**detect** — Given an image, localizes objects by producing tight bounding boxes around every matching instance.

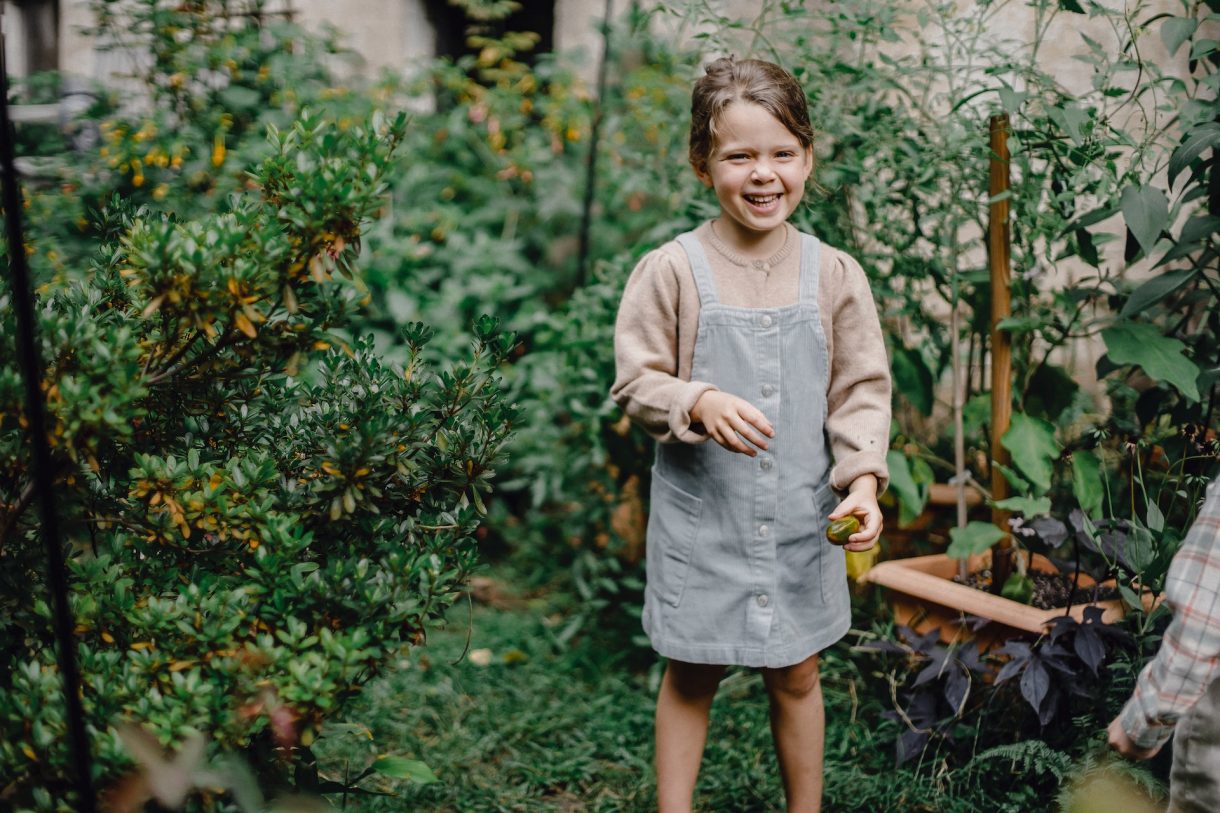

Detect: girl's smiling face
[694,101,813,250]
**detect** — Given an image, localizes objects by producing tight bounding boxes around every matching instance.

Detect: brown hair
[689,56,814,173]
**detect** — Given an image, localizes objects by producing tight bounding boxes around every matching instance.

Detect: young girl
[611,57,891,813]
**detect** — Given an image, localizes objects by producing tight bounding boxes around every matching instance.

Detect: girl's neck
[709,219,791,264]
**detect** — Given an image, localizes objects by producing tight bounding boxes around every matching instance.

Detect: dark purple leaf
[957,647,987,673]
[943,663,971,715]
[1029,516,1069,548]
[1047,615,1078,644]
[995,658,1025,684]
[897,729,930,765]
[1038,684,1062,727]
[858,639,910,655]
[1020,658,1051,712]
[964,614,995,632]
[994,640,1032,660]
[1074,625,1105,676]
[902,626,943,653]
[913,651,949,687]
[1081,606,1105,624]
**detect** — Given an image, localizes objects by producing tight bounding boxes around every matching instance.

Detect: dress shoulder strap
[798,232,822,306]
[674,231,719,306]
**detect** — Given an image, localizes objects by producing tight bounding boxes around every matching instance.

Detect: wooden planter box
[860,550,1133,649]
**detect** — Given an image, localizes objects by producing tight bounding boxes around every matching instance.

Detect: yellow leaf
[212,131,226,167]
[101,631,115,644]
[168,660,194,672]
[130,641,153,651]
[141,295,165,318]
[242,303,266,324]
[234,311,257,339]
[21,744,37,762]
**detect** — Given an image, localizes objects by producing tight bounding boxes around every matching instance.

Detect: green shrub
[0,5,519,803]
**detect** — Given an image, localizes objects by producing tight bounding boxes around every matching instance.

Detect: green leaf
[1071,450,1104,517]
[998,85,1027,113]
[1120,184,1169,257]
[996,316,1041,334]
[1001,414,1060,496]
[995,496,1052,516]
[370,756,439,784]
[994,461,1031,493]
[1168,122,1220,188]
[1161,16,1199,56]
[1024,363,1078,421]
[1058,0,1085,12]
[1120,268,1197,317]
[1145,498,1165,534]
[1001,572,1034,604]
[947,522,1007,559]
[1102,322,1201,401]
[886,450,928,527]
[891,344,934,415]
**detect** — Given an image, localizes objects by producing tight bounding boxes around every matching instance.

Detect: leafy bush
[0,6,517,808]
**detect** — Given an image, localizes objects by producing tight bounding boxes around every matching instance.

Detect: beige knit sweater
[611,220,892,493]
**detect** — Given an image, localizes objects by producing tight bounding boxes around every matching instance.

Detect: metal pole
[0,7,98,811]
[575,0,613,287]
[988,114,1014,595]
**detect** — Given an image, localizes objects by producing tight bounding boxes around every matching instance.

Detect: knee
[764,657,821,702]
[665,661,726,701]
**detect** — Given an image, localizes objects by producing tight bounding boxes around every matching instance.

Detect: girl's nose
[751,162,776,182]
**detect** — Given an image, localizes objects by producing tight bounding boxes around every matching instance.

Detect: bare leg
[762,653,824,813]
[655,659,726,813]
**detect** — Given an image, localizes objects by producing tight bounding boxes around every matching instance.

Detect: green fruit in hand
[826,515,860,545]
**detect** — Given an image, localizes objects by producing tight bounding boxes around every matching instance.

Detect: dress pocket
[813,483,846,603]
[646,469,703,608]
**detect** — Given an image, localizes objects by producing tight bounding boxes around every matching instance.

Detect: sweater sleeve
[610,246,718,444]
[823,249,892,493]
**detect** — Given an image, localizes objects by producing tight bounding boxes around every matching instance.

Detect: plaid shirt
[1119,477,1220,749]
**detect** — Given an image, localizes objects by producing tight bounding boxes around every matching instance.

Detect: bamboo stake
[989,114,1014,594]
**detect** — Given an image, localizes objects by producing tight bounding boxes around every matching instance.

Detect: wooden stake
[989,114,1014,593]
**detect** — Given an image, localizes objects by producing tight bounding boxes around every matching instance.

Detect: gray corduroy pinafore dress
[642,229,850,668]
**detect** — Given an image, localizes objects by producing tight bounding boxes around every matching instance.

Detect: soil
[954,568,1120,611]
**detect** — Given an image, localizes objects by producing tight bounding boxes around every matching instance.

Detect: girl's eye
[727,154,749,161]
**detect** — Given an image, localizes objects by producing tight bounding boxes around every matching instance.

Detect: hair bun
[704,56,737,76]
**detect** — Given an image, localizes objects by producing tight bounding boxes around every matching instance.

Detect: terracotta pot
[860,550,1137,649]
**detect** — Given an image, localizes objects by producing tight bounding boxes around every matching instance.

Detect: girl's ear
[692,160,714,187]
[801,144,814,181]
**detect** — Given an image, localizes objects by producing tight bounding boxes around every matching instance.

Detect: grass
[308,567,1166,812]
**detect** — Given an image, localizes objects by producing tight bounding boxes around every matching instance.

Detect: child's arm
[822,248,891,497]
[611,246,720,444]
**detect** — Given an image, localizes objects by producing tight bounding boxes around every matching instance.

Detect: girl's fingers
[729,415,769,451]
[714,422,754,456]
[737,404,775,438]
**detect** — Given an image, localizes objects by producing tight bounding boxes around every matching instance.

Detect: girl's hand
[829,475,882,552]
[691,391,775,456]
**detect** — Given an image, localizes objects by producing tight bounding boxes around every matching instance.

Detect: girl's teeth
[747,194,778,204]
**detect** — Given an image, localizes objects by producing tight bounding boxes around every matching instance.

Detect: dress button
[760,314,773,328]
[761,384,775,397]
[757,594,770,607]
[760,457,773,471]
[759,524,770,537]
